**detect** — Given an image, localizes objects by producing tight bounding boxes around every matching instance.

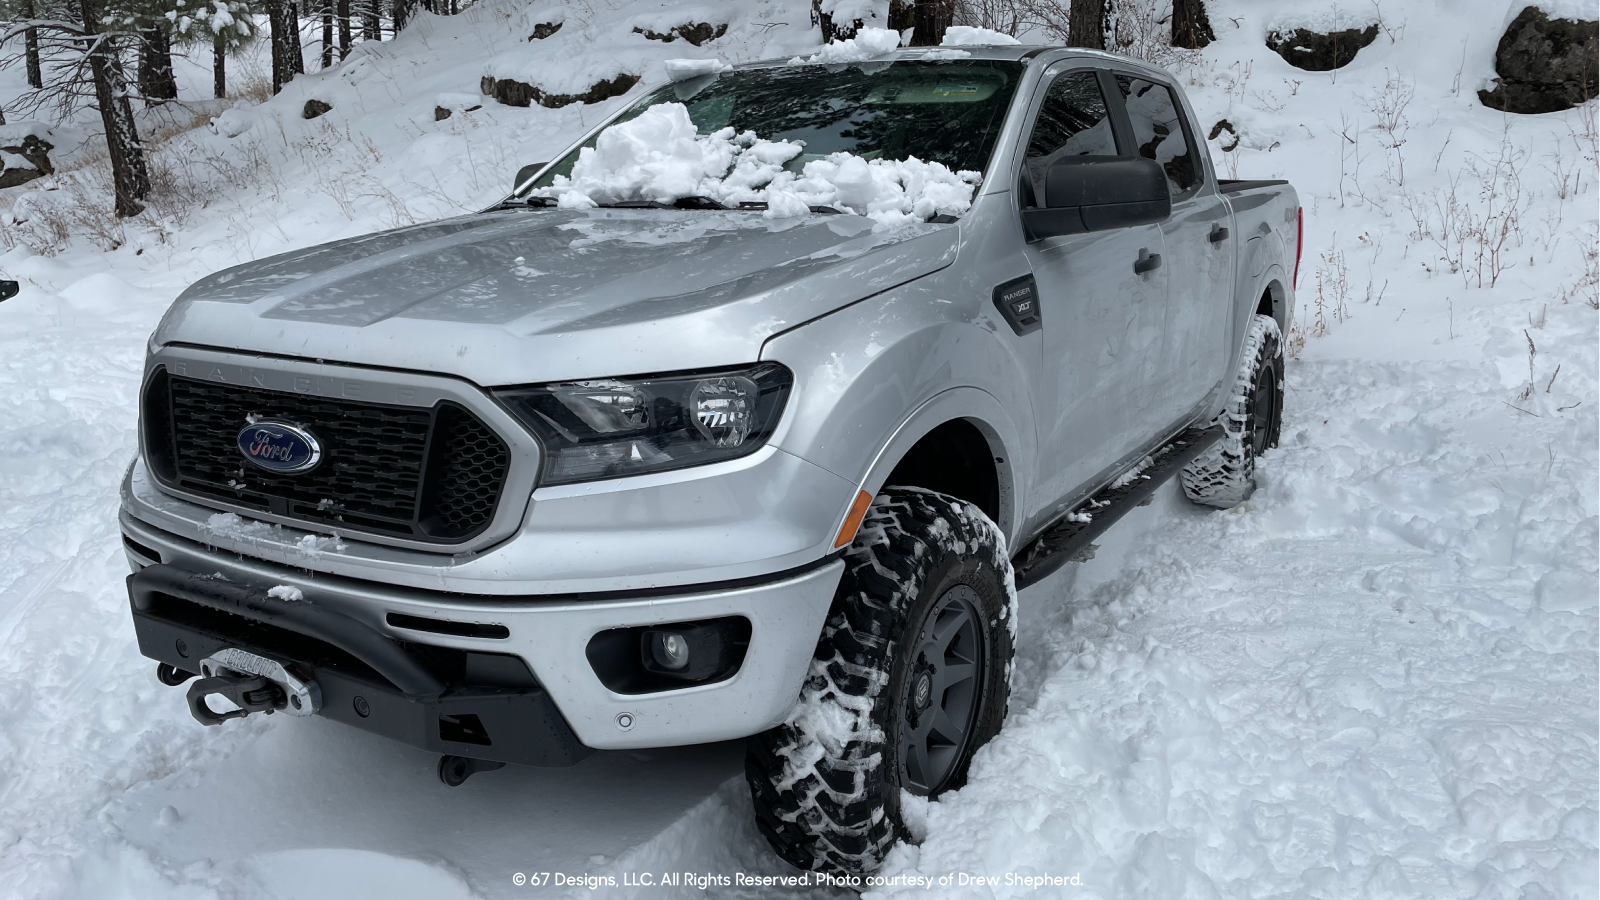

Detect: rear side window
[1021,70,1118,207]
[1113,74,1199,196]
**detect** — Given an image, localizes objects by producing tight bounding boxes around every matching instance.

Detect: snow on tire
[745,487,1016,877]
[1181,313,1284,509]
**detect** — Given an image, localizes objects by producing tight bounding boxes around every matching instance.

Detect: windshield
[528,60,1025,192]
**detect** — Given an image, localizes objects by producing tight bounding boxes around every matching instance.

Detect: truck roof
[732,45,1171,74]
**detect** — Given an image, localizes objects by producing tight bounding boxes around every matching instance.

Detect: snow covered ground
[0,0,1593,898]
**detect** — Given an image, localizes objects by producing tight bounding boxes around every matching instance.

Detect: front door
[1111,72,1233,427]
[1019,66,1169,519]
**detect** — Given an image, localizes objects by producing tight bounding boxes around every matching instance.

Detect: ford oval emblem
[236,421,323,474]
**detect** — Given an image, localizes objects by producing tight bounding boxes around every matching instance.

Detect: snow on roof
[941,25,1022,46]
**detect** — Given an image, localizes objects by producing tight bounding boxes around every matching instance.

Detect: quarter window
[1021,70,1119,207]
[1113,74,1199,196]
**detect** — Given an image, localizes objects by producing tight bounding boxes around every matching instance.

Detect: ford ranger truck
[121,45,1300,876]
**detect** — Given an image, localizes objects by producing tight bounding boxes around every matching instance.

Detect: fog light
[637,620,749,683]
[650,632,690,671]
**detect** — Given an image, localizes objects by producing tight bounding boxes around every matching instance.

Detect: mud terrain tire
[745,488,1016,877]
[1181,313,1283,508]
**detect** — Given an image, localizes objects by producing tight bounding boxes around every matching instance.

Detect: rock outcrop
[1479,7,1598,114]
[1266,24,1379,71]
[481,73,640,109]
[632,22,727,46]
[0,133,52,189]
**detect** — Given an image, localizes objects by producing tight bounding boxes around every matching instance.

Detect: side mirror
[1022,156,1171,241]
[512,162,549,194]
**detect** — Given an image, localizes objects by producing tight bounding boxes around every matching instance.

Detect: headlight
[495,363,793,485]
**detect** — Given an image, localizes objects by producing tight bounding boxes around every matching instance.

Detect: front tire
[1181,313,1284,509]
[745,488,1016,877]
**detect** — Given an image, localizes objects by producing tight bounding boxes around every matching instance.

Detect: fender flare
[842,386,1027,545]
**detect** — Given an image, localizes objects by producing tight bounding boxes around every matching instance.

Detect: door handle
[1133,249,1162,275]
[1209,224,1229,243]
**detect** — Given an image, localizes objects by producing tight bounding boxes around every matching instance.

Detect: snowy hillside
[0,0,1594,898]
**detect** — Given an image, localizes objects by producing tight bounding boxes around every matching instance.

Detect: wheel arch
[853,388,1022,544]
[1257,266,1291,337]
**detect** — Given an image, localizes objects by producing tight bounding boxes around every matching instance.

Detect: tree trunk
[392,0,411,34]
[138,27,178,103]
[21,0,41,89]
[1171,0,1214,49]
[269,0,304,93]
[321,0,334,68]
[213,32,226,98]
[887,0,914,32]
[908,0,953,45]
[79,0,149,216]
[362,0,378,41]
[337,0,351,57]
[1067,0,1110,49]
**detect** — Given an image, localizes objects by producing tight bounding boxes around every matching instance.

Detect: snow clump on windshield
[536,102,980,230]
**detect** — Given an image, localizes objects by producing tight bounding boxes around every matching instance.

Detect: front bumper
[122,518,841,753]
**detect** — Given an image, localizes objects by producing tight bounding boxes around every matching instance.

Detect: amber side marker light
[834,490,874,548]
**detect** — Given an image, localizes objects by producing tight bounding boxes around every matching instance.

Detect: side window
[1021,70,1119,208]
[1112,74,1199,196]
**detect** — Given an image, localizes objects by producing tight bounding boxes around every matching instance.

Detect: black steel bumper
[127,563,593,767]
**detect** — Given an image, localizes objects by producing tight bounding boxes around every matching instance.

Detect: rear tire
[1181,313,1283,509]
[745,488,1016,877]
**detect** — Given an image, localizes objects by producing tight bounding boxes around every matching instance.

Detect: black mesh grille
[145,369,510,543]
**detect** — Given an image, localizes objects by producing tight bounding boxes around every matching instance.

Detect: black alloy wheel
[1249,354,1281,456]
[899,584,987,795]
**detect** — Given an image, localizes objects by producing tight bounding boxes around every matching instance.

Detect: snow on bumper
[121,512,842,751]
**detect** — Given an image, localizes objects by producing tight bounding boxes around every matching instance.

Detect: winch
[183,647,322,725]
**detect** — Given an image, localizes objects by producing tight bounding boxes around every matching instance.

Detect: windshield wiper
[596,196,729,210]
[497,196,557,210]
[737,201,846,214]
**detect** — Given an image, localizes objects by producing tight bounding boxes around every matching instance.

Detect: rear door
[1019,66,1168,517]
[1109,72,1234,428]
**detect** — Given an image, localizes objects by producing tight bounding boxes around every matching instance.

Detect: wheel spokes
[899,584,988,797]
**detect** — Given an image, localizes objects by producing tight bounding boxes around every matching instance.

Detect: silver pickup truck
[121,44,1299,876]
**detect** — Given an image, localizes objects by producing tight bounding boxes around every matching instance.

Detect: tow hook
[187,672,285,724]
[438,754,505,787]
[184,647,322,726]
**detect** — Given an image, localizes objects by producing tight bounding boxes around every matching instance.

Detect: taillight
[1293,207,1304,288]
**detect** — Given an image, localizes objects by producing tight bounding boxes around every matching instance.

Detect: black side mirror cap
[1023,156,1172,241]
[0,280,17,302]
[512,162,549,193]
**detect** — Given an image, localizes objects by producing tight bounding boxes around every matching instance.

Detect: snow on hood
[536,102,981,231]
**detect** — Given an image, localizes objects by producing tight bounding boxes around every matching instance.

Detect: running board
[1012,426,1222,591]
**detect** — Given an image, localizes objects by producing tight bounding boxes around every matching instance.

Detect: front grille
[142,369,510,543]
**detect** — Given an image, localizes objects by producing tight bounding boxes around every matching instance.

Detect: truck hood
[152,208,958,386]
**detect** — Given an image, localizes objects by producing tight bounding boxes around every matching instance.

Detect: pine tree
[19,0,39,86]
[79,0,149,215]
[178,0,254,97]
[266,0,301,92]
